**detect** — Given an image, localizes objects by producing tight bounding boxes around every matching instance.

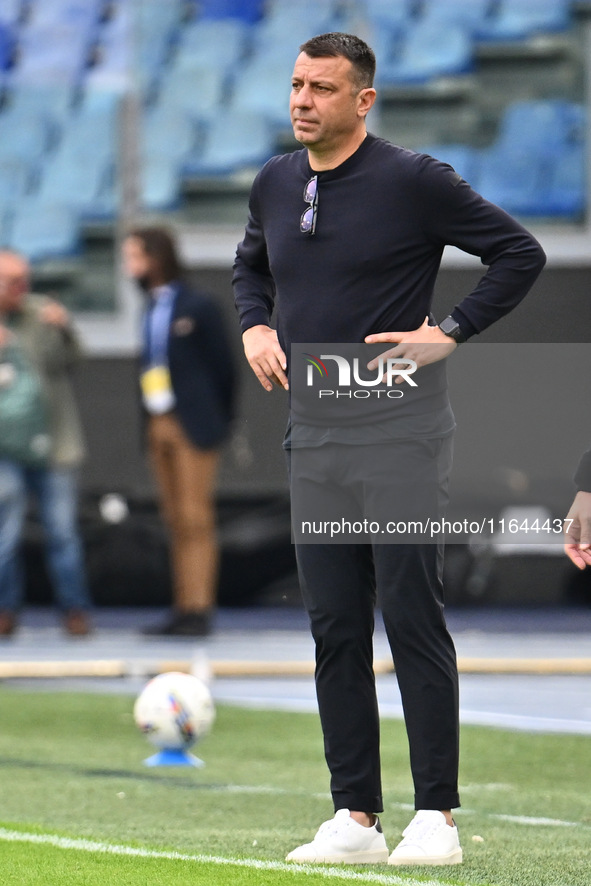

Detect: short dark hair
[299,32,376,90]
[126,225,182,282]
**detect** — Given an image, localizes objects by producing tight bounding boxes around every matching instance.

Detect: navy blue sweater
[233,134,546,354]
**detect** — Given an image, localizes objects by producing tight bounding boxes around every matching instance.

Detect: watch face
[440,318,464,342]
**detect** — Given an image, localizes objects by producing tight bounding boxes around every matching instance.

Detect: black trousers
[291,435,460,813]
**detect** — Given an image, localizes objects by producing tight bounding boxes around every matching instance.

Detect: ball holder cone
[143,748,205,767]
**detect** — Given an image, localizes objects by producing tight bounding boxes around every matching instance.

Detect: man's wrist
[438,315,466,344]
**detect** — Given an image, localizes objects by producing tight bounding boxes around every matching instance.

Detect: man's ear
[358,88,377,118]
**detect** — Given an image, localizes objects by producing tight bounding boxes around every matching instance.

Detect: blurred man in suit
[122,227,236,636]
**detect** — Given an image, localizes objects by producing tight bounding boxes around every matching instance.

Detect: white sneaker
[286,808,389,864]
[388,810,462,866]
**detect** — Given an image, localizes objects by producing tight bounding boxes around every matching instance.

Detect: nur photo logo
[303,351,417,399]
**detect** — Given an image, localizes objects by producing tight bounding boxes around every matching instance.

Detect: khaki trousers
[147,413,219,612]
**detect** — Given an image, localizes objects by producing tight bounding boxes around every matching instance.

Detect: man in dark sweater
[233,33,546,866]
[564,450,591,569]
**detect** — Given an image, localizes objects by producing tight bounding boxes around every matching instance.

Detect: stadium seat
[378,21,473,85]
[476,0,571,42]
[56,103,118,168]
[183,110,274,177]
[155,64,226,125]
[142,106,198,163]
[7,200,81,261]
[28,0,105,30]
[477,147,547,216]
[140,156,182,211]
[11,23,93,86]
[86,6,130,91]
[0,108,53,162]
[0,157,32,202]
[228,55,292,128]
[422,0,493,34]
[0,0,23,25]
[35,149,110,217]
[135,0,183,95]
[0,21,15,70]
[496,100,584,160]
[365,0,415,30]
[544,144,585,217]
[6,84,74,124]
[197,0,264,24]
[252,4,336,60]
[175,18,251,72]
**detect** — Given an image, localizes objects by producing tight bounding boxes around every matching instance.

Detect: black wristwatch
[438,315,466,344]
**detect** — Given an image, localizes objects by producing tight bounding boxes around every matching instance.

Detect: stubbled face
[0,252,30,314]
[122,236,154,285]
[290,52,370,153]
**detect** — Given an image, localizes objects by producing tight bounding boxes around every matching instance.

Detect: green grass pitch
[0,687,589,886]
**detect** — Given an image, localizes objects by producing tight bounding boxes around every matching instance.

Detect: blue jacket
[144,282,236,450]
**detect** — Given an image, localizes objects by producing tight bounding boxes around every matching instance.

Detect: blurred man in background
[122,227,236,637]
[564,448,591,569]
[0,250,92,636]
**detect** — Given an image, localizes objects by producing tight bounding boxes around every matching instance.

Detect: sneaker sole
[388,847,463,866]
[287,849,390,865]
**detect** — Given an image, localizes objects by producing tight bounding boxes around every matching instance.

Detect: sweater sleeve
[232,170,277,333]
[416,156,547,339]
[574,449,591,492]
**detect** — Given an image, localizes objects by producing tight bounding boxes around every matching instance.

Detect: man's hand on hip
[242,325,288,392]
[564,491,591,570]
[365,317,457,382]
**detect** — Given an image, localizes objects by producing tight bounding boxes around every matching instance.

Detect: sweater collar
[303,132,377,181]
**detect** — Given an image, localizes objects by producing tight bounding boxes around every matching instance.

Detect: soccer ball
[133,671,215,751]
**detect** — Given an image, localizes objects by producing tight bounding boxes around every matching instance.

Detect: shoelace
[316,810,352,839]
[401,813,443,843]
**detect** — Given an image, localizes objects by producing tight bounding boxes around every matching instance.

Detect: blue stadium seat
[7,200,81,261]
[422,0,493,34]
[0,107,53,162]
[0,21,15,70]
[197,0,264,24]
[252,4,336,60]
[141,156,182,211]
[0,157,32,202]
[156,64,226,125]
[496,100,584,160]
[365,0,415,30]
[142,106,197,162]
[6,84,74,124]
[378,21,473,85]
[0,0,23,25]
[183,110,274,176]
[86,6,130,91]
[477,0,571,41]
[34,149,110,217]
[477,147,547,216]
[228,55,292,128]
[28,0,105,29]
[135,1,183,95]
[175,18,250,72]
[544,144,585,217]
[11,23,93,86]
[60,91,120,163]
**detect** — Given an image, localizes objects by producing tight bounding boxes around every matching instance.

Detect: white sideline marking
[0,827,452,886]
[491,814,581,828]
